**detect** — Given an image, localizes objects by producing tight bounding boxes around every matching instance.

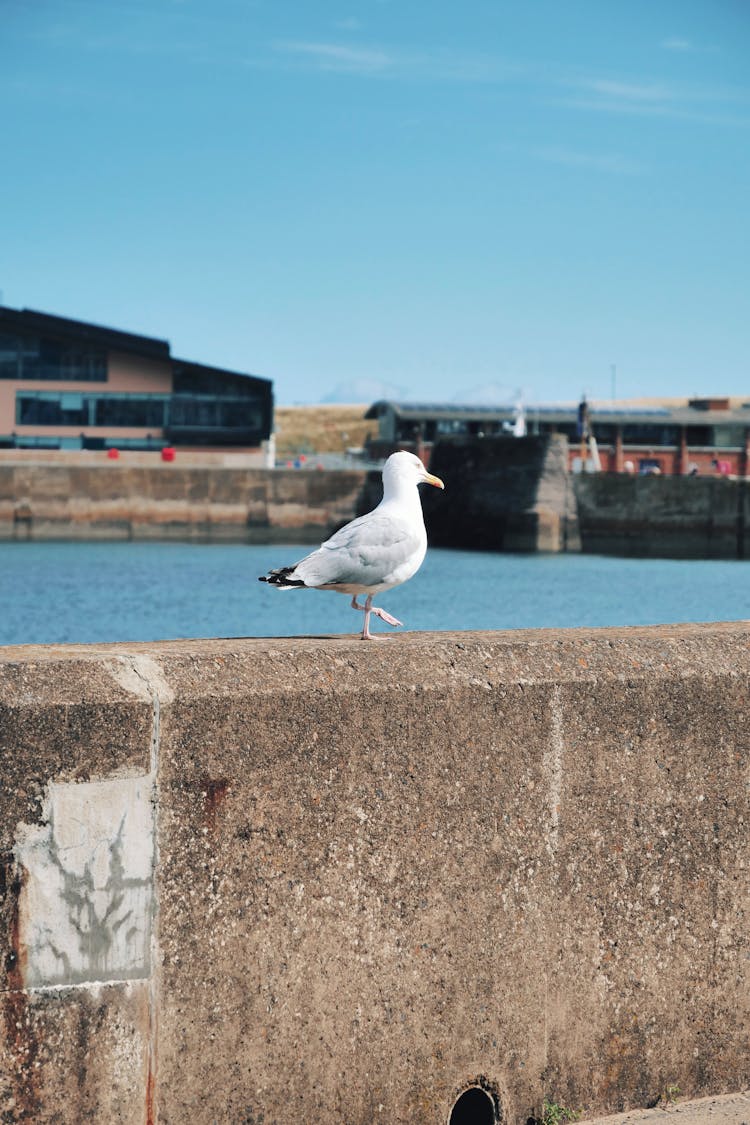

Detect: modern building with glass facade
[0,306,273,452]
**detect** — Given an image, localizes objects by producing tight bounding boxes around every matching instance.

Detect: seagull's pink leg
[350,595,402,639]
[350,594,374,639]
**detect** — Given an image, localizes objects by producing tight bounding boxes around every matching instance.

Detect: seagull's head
[383,450,445,494]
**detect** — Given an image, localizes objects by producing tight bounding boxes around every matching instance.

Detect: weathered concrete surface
[0,463,367,543]
[419,434,580,551]
[1,626,749,1123]
[0,982,151,1124]
[0,653,157,1122]
[575,474,750,559]
[581,1089,750,1124]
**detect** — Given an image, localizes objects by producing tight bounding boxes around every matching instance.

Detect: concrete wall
[0,463,367,543]
[574,473,750,558]
[420,434,579,552]
[1,626,748,1123]
[6,451,750,561]
[413,440,750,560]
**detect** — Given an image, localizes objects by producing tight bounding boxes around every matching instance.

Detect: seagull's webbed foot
[371,606,403,627]
[351,595,403,639]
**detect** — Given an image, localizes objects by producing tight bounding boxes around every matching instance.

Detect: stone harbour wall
[574,473,750,558]
[0,463,367,543]
[420,434,579,553]
[1,625,749,1123]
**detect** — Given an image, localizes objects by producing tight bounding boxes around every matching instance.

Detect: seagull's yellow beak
[423,471,445,490]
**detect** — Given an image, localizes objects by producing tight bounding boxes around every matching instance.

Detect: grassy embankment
[274,404,372,456]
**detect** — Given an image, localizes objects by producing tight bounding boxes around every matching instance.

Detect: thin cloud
[662,37,693,52]
[558,95,749,126]
[556,74,750,127]
[534,146,644,176]
[661,37,719,54]
[580,78,675,103]
[269,39,748,127]
[275,40,393,75]
[273,40,524,83]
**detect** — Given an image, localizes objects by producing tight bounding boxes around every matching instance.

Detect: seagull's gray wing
[292,511,422,589]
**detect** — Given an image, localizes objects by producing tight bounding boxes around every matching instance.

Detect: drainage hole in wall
[449,1085,497,1125]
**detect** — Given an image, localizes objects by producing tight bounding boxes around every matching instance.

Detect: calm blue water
[0,541,748,646]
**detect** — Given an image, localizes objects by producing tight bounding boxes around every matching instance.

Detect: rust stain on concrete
[200,776,231,829]
[145,1053,156,1125]
[1,856,41,1121]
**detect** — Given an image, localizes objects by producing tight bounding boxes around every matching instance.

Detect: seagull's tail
[258,566,306,590]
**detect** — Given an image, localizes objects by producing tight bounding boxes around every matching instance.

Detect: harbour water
[1,541,748,646]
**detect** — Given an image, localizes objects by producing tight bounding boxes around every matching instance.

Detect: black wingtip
[259,566,307,589]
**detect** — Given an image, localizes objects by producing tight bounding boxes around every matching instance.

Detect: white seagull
[259,450,445,639]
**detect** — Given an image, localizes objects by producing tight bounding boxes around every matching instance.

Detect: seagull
[259,450,445,639]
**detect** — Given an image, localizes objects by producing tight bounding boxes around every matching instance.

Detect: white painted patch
[107,655,175,704]
[14,776,154,988]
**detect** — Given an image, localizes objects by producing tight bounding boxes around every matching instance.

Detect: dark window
[168,394,261,431]
[164,392,268,445]
[17,392,167,428]
[622,424,679,445]
[93,395,166,428]
[685,425,712,445]
[169,396,220,427]
[0,333,20,378]
[590,423,616,442]
[0,333,106,381]
[435,419,468,435]
[16,393,88,426]
[173,367,260,398]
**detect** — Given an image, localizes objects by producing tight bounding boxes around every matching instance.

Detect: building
[0,306,273,453]
[365,398,750,476]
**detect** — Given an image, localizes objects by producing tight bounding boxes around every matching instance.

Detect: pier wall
[421,434,579,553]
[1,626,748,1123]
[0,463,367,543]
[3,453,750,560]
[574,473,750,558]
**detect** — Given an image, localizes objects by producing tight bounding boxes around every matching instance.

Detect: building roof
[0,305,171,360]
[172,356,268,387]
[365,399,750,426]
[0,305,271,387]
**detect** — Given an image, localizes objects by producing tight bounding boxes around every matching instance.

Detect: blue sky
[2,0,749,405]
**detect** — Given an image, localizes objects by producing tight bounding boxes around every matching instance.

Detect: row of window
[396,419,745,447]
[543,422,743,446]
[15,392,263,431]
[0,333,107,382]
[0,434,166,451]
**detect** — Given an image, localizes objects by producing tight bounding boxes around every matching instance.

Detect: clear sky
[2,1,749,406]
